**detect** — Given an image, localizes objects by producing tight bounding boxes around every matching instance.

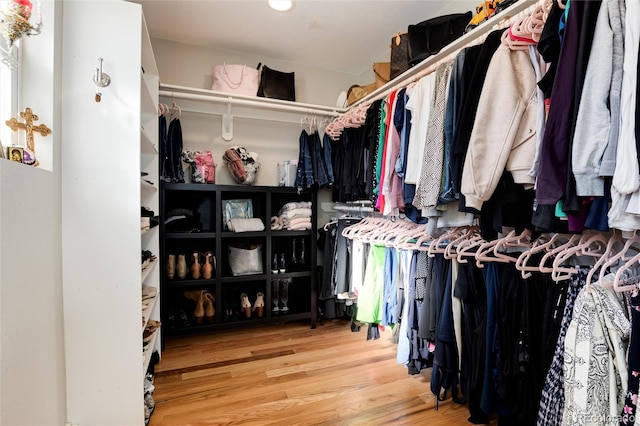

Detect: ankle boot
[166,254,176,279]
[202,251,214,280]
[183,290,202,303]
[240,293,251,319]
[253,292,265,318]
[191,252,201,279]
[271,278,280,315]
[176,254,187,279]
[193,291,204,324]
[280,278,290,314]
[203,290,215,323]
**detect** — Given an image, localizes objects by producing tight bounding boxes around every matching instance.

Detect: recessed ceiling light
[268,0,295,12]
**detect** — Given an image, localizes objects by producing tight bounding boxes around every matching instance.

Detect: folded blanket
[280,208,312,219]
[282,216,311,226]
[227,218,265,232]
[279,201,312,215]
[286,222,312,231]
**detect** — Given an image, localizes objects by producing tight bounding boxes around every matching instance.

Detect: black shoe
[272,253,279,274]
[178,309,191,327]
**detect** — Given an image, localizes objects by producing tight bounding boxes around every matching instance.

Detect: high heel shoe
[191,252,201,279]
[203,290,215,323]
[240,293,251,319]
[166,254,176,279]
[176,254,187,279]
[253,292,265,318]
[202,251,215,280]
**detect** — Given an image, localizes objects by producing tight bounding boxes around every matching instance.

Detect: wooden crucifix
[5,107,51,153]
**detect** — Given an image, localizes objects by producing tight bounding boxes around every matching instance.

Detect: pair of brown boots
[167,252,216,280]
[184,290,215,324]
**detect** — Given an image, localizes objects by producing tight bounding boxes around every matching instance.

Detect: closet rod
[164,106,328,126]
[351,0,539,107]
[159,84,344,117]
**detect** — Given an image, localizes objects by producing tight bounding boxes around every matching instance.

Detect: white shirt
[404,73,436,185]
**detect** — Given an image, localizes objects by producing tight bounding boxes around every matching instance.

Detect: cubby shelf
[160,183,318,338]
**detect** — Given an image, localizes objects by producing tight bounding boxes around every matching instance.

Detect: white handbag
[211,63,259,96]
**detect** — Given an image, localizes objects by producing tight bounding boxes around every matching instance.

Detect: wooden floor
[149,319,484,425]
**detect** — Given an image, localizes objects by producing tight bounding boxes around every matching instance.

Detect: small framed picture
[8,147,23,163]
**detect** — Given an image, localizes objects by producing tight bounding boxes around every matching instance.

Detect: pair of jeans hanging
[295,130,313,188]
[295,129,330,189]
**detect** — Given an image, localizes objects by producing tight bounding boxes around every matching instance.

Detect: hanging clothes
[562,282,630,426]
[537,270,587,426]
[167,115,184,183]
[159,111,170,182]
[620,288,640,425]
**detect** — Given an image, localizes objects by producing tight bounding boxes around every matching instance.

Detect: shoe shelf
[164,232,216,239]
[141,226,159,237]
[141,179,157,192]
[141,259,158,283]
[159,183,318,338]
[142,290,158,331]
[142,327,160,374]
[163,278,216,288]
[141,127,158,155]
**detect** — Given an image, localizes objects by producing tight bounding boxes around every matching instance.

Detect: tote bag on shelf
[211,63,260,96]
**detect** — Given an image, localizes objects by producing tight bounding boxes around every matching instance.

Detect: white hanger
[515,233,562,279]
[475,230,517,268]
[585,233,624,292]
[612,250,640,292]
[597,232,640,285]
[491,229,532,263]
[550,231,609,282]
[444,226,479,260]
[537,234,581,274]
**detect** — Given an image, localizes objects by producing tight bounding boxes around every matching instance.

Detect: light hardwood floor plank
[149,319,492,425]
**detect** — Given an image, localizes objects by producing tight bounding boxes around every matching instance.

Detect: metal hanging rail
[159,83,345,117]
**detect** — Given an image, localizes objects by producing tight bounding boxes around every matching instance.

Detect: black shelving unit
[160,183,318,337]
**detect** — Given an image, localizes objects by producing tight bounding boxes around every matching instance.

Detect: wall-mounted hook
[93,57,111,87]
[93,57,110,102]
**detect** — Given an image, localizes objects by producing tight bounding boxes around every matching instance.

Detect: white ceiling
[132,0,479,75]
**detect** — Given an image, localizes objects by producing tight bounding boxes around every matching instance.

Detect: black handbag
[257,64,295,102]
[390,32,410,80]
[408,11,473,66]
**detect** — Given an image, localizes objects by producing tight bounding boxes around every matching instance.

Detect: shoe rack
[160,183,318,336]
[60,2,160,424]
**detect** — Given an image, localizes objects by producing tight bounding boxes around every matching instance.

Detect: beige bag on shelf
[228,243,263,276]
[373,62,391,88]
[346,82,376,106]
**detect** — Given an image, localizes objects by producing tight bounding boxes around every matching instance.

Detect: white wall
[0,1,66,424]
[152,38,349,226]
[153,38,357,106]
